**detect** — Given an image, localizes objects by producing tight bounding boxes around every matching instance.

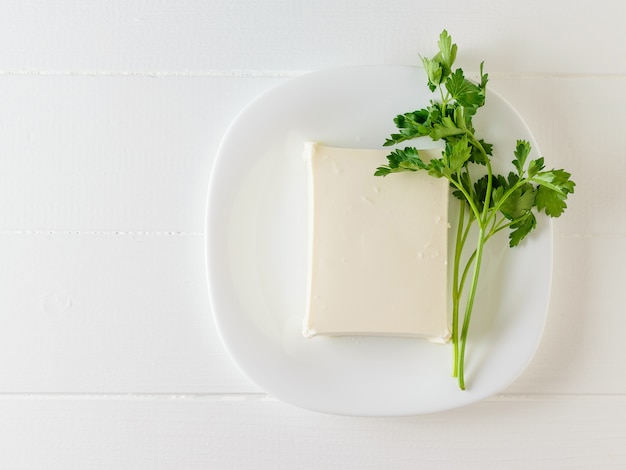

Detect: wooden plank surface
[0,0,623,75]
[0,0,623,468]
[0,394,624,469]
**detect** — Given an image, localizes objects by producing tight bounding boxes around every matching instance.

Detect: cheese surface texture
[303,143,450,342]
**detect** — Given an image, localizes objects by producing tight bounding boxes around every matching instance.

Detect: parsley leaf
[445,69,484,108]
[384,109,431,146]
[430,116,465,141]
[509,212,537,247]
[375,147,429,176]
[435,29,457,78]
[533,170,575,217]
[499,185,536,220]
[512,140,531,176]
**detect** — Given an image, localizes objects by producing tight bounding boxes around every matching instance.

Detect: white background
[0,1,623,468]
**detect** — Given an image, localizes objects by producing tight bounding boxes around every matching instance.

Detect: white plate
[206,65,552,416]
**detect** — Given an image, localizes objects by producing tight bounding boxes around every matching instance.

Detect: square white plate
[206,65,552,416]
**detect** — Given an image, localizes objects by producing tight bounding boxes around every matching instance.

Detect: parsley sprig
[375,30,575,390]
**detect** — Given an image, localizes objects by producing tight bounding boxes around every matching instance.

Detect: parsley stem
[457,226,487,390]
[450,179,482,221]
[485,179,527,227]
[471,137,494,224]
[451,200,468,377]
[439,90,447,109]
[489,217,510,237]
[451,210,461,376]
[452,199,477,377]
[459,247,477,301]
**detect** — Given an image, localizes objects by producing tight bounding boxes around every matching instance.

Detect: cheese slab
[303,142,450,342]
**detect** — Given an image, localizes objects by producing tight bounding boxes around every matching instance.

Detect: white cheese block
[303,142,450,343]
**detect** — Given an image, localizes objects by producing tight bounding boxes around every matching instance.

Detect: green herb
[375,30,575,390]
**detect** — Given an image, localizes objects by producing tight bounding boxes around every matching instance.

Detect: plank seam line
[0,230,204,236]
[0,70,623,80]
[0,392,623,402]
[0,70,306,78]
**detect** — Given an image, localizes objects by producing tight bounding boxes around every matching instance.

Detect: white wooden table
[0,1,624,468]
